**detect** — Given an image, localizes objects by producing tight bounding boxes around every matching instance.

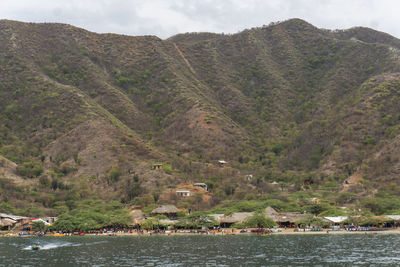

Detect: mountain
[1,18,400,216]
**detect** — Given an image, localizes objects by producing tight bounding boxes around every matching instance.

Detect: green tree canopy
[244,213,277,228]
[52,200,131,231]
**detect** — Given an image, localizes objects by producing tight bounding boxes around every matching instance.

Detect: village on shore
[2,204,400,237]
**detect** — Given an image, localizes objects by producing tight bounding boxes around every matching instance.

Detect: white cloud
[0,0,399,39]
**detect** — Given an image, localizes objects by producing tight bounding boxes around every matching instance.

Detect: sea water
[1,234,400,266]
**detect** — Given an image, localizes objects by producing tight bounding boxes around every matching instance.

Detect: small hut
[152,205,179,219]
[176,190,191,197]
[264,207,308,228]
[218,160,227,167]
[152,163,163,170]
[193,183,208,191]
[323,216,348,226]
[0,218,16,230]
[130,210,146,226]
[0,213,29,230]
[219,212,254,228]
[275,212,308,228]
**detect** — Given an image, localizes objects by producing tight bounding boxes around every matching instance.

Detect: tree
[52,200,132,231]
[141,218,159,230]
[295,215,328,228]
[244,213,277,228]
[0,202,15,214]
[176,213,218,229]
[32,221,47,232]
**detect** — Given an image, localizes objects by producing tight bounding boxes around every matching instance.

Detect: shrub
[108,165,121,182]
[32,221,47,232]
[16,161,43,178]
[363,137,376,145]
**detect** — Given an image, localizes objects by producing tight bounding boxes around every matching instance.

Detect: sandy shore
[3,228,400,237]
[274,228,400,235]
[92,228,400,236]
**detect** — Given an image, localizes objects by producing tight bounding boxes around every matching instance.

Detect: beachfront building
[323,216,348,226]
[0,213,30,231]
[130,210,146,226]
[152,205,179,219]
[219,212,254,228]
[265,207,308,228]
[0,218,15,231]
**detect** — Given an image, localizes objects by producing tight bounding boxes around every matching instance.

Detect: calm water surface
[1,234,400,266]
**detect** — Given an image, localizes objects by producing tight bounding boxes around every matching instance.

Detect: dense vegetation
[1,19,400,218]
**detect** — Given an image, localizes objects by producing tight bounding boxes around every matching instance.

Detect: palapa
[0,218,16,227]
[152,205,179,214]
[130,210,146,225]
[264,207,308,223]
[220,212,254,223]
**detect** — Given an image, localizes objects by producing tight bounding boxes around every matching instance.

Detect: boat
[52,233,67,237]
[31,241,41,250]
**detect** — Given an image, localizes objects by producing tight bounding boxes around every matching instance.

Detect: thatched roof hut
[130,210,146,225]
[152,205,179,219]
[220,212,254,227]
[264,207,308,227]
[265,206,279,217]
[0,218,16,228]
[152,205,179,214]
[0,213,29,221]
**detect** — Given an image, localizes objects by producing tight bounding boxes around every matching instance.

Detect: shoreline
[3,228,400,237]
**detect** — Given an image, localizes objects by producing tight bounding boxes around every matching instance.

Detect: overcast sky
[0,0,399,39]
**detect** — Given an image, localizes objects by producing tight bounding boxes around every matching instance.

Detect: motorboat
[31,241,41,250]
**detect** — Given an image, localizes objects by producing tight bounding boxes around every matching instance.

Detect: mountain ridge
[1,18,400,216]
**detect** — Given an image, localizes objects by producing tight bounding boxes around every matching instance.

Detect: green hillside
[1,18,400,217]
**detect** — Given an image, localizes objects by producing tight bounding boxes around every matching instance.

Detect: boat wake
[23,242,81,250]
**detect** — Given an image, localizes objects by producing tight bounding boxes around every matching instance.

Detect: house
[152,163,163,170]
[208,214,224,222]
[385,215,400,221]
[0,213,30,230]
[152,205,180,219]
[41,217,57,224]
[130,210,146,226]
[245,174,253,181]
[323,216,348,225]
[219,212,254,228]
[0,218,16,231]
[264,207,308,228]
[310,197,320,204]
[193,183,208,191]
[218,160,227,167]
[30,218,51,226]
[176,190,191,197]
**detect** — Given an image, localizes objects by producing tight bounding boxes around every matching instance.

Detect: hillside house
[245,174,253,181]
[218,160,227,167]
[152,163,163,170]
[176,190,191,197]
[193,183,208,191]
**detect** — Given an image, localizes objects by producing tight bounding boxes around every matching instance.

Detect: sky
[0,0,399,39]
